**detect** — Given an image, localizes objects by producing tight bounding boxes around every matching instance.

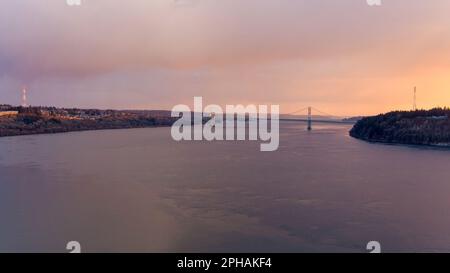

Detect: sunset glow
[1,0,450,115]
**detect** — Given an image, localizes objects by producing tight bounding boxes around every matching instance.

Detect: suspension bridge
[281,106,356,130]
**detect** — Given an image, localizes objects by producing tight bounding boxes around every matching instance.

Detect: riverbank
[0,105,177,137]
[350,108,450,147]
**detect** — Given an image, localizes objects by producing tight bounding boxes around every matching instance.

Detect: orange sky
[1,0,450,116]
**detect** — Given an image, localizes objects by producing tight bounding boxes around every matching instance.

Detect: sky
[1,0,450,116]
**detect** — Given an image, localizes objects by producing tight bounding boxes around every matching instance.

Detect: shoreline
[0,105,177,138]
[350,134,450,150]
[0,124,174,139]
[349,108,450,150]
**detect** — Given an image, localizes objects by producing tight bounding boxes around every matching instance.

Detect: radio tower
[21,86,28,107]
[413,86,417,111]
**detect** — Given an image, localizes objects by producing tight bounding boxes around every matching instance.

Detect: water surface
[1,122,450,252]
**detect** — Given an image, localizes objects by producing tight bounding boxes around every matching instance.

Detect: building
[0,111,19,117]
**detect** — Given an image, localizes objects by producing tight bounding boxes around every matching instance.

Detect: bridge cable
[285,107,309,116]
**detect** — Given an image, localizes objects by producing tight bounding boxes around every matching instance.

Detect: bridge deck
[279,118,356,124]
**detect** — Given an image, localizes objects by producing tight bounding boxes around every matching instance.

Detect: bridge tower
[307,106,312,131]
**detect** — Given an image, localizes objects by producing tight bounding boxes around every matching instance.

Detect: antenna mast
[413,86,417,111]
[22,86,28,107]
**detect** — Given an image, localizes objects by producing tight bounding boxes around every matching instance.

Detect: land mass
[350,108,450,147]
[0,105,178,137]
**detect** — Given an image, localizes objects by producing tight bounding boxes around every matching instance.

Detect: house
[0,111,19,117]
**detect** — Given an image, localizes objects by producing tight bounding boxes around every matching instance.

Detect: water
[1,122,450,253]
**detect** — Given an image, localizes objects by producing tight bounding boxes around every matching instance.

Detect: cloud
[1,0,450,114]
[1,0,447,79]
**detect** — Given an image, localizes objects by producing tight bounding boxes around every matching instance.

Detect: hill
[350,108,450,147]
